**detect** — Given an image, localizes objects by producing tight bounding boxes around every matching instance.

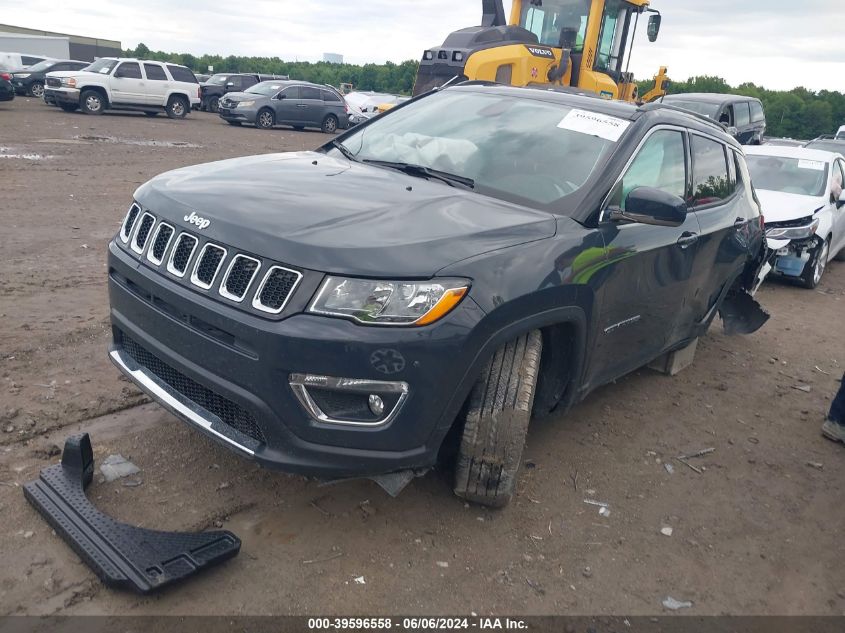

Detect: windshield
[246,82,286,96]
[663,99,720,118]
[26,60,55,72]
[746,155,829,197]
[84,59,119,74]
[520,0,591,50]
[336,90,623,208]
[207,74,230,85]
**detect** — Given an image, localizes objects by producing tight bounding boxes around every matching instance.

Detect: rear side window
[167,65,198,83]
[322,90,342,102]
[735,102,751,127]
[612,129,687,209]
[115,62,142,79]
[750,101,765,122]
[21,55,43,66]
[690,135,730,206]
[144,64,167,81]
[300,86,321,100]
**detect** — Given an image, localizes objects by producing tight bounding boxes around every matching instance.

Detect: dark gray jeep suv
[108,84,768,507]
[218,80,349,133]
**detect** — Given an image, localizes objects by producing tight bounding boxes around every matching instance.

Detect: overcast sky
[3,0,840,91]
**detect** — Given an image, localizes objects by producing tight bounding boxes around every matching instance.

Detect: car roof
[744,144,842,162]
[100,58,188,68]
[446,83,739,147]
[663,93,760,104]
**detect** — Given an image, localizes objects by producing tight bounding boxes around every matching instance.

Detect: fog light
[368,394,385,416]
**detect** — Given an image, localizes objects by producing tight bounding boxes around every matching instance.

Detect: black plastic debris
[23,433,241,593]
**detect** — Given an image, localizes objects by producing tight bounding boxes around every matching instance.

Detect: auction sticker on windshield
[797,159,825,171]
[558,109,631,142]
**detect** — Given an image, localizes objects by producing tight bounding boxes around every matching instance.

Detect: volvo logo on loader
[526,46,554,59]
[184,212,211,230]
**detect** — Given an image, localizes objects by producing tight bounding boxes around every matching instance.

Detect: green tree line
[638,75,843,140]
[126,43,419,95]
[127,44,842,139]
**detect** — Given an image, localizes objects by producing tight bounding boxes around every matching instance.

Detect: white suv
[43,58,201,119]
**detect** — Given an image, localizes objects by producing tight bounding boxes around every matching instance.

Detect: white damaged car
[745,145,845,288]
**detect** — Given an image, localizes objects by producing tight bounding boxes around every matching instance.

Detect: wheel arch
[79,85,109,105]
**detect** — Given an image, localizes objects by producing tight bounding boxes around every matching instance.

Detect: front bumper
[44,87,80,105]
[108,241,485,478]
[218,106,254,122]
[768,236,817,278]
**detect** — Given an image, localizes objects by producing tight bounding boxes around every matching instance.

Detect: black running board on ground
[23,433,241,594]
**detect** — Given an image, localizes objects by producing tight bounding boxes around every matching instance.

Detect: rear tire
[80,89,105,115]
[256,108,275,130]
[453,330,542,508]
[321,114,339,134]
[28,82,44,98]
[801,237,830,289]
[166,95,189,119]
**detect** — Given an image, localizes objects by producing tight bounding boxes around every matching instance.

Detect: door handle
[734,217,746,229]
[677,232,699,249]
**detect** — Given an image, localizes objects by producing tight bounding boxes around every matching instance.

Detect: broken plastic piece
[23,433,240,593]
[719,290,770,335]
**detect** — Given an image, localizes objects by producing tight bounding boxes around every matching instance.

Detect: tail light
[197,87,201,99]
[0,72,10,81]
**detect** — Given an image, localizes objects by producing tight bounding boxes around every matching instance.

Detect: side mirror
[647,14,662,42]
[274,93,286,100]
[226,82,234,88]
[609,186,687,227]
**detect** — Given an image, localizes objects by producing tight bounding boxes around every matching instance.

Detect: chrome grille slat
[252,266,303,314]
[130,212,156,254]
[166,232,199,278]
[219,255,261,303]
[146,222,175,266]
[190,243,227,290]
[120,203,141,243]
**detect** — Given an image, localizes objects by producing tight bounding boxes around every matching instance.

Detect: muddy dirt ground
[1,96,844,616]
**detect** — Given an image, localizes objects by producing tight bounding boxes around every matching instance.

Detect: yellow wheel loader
[413,0,669,103]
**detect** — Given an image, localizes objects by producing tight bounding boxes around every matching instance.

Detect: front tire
[453,330,542,508]
[208,96,219,113]
[256,108,275,130]
[801,237,830,289]
[321,114,339,134]
[28,82,44,98]
[166,95,189,119]
[80,89,105,115]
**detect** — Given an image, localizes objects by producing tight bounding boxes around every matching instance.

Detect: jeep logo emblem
[184,211,211,230]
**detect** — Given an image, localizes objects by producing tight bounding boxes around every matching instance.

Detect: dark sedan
[9,59,88,98]
[0,72,14,102]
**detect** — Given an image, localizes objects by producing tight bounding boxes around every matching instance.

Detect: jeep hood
[134,152,556,277]
[755,189,825,223]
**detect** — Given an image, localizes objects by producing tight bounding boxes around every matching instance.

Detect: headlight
[14,73,31,78]
[765,217,819,240]
[236,100,255,108]
[309,277,470,326]
[61,77,77,87]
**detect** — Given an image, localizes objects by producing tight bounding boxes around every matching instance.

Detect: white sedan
[745,145,845,288]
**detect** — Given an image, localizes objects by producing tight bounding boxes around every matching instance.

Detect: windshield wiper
[363,160,475,189]
[330,140,358,162]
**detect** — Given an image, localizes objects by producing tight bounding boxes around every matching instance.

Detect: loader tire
[453,330,542,508]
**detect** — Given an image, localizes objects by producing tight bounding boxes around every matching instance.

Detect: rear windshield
[335,90,625,209]
[746,155,829,197]
[663,99,720,118]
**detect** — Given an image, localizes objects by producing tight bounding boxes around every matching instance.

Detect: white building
[323,53,343,64]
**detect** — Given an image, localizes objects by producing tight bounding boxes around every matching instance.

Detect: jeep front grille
[191,244,227,289]
[253,266,303,314]
[120,203,141,243]
[220,255,261,302]
[119,206,302,316]
[147,223,174,265]
[131,213,156,254]
[167,233,198,277]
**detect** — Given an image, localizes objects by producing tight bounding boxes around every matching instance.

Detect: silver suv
[218,80,349,133]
